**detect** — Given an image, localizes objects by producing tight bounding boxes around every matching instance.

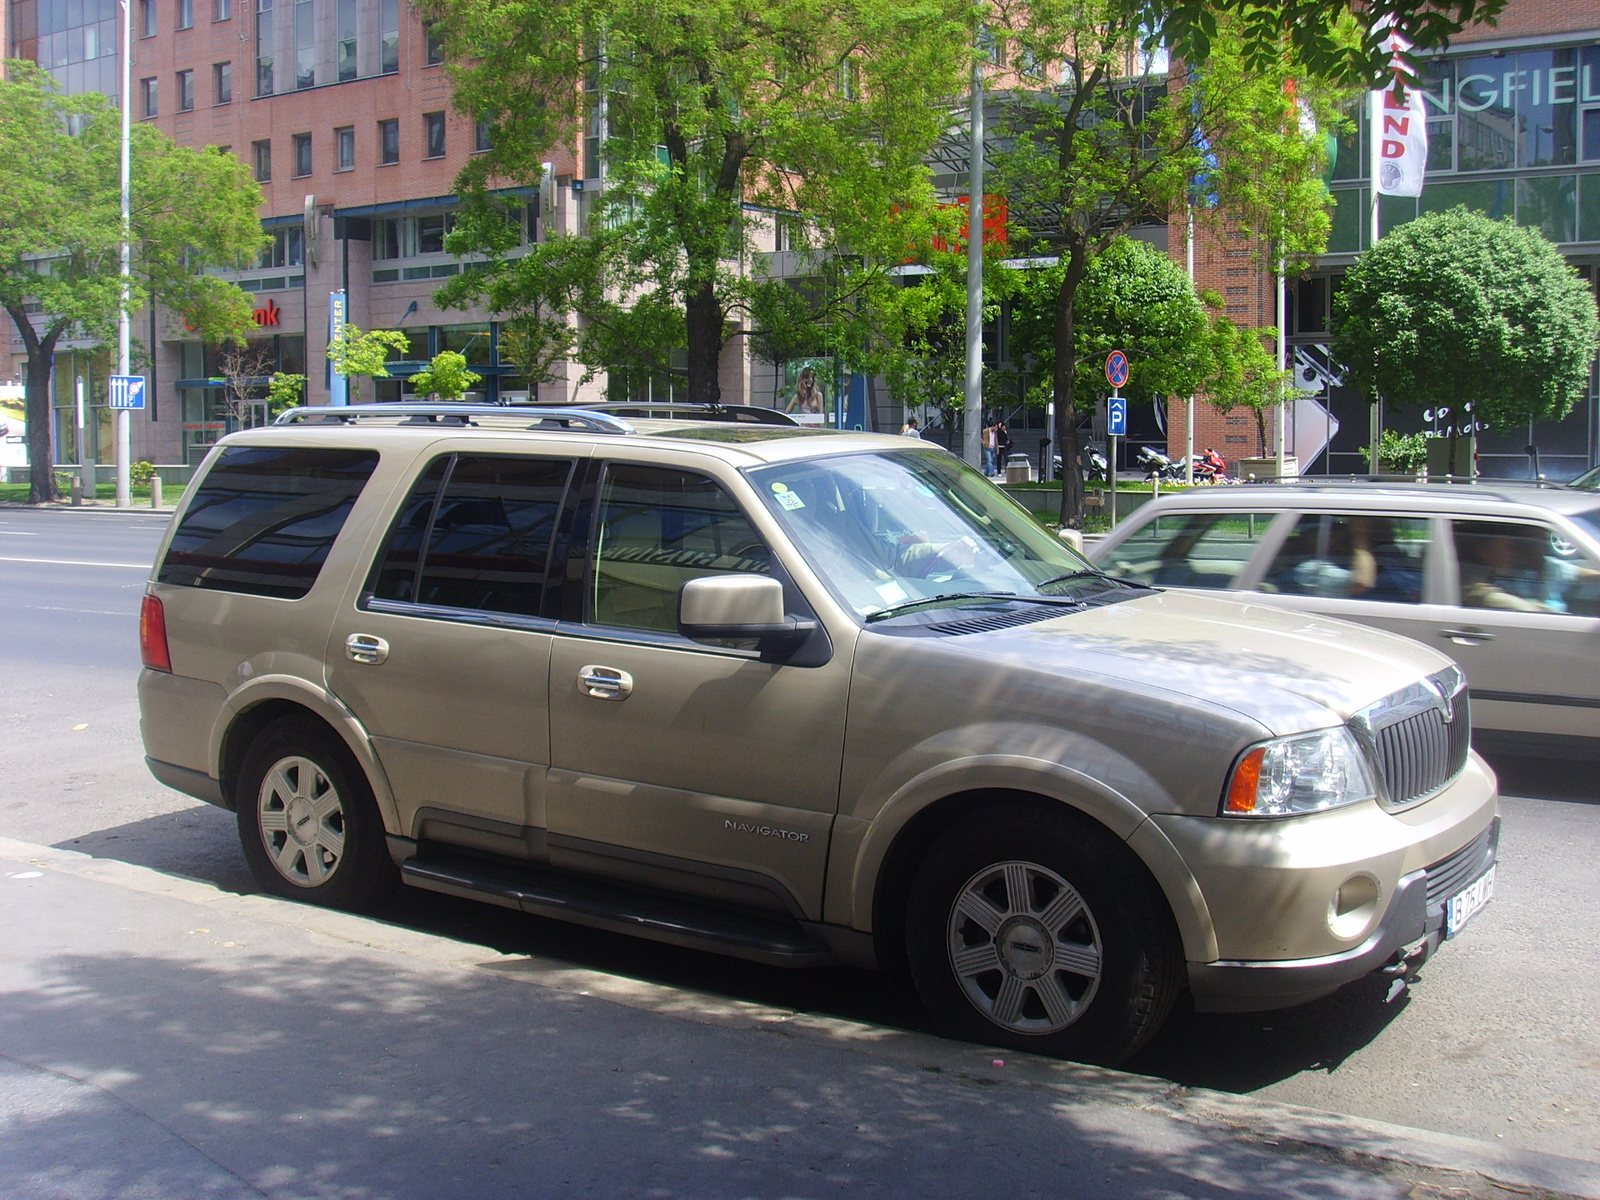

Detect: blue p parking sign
[108,375,146,410]
[1108,395,1128,438]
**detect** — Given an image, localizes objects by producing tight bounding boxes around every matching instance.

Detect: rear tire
[906,804,1182,1066]
[236,716,397,910]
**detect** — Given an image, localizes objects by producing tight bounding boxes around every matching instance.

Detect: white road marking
[0,556,150,569]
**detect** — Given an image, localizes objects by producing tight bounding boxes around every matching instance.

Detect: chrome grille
[1360,669,1471,808]
[1425,818,1498,909]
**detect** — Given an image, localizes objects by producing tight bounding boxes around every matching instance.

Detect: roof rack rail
[273,403,635,435]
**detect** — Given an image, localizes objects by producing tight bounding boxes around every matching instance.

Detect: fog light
[1328,874,1381,941]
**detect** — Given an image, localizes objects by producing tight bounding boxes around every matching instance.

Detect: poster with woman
[781,359,832,426]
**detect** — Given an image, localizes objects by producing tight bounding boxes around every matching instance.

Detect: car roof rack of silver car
[273,403,635,435]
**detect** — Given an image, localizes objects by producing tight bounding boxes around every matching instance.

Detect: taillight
[140,594,172,672]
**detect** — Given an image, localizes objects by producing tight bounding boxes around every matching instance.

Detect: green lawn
[0,481,188,505]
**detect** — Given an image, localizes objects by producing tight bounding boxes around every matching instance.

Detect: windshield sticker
[874,580,909,605]
[770,482,806,511]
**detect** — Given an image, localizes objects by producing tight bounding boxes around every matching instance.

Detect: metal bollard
[151,476,163,508]
[69,477,82,506]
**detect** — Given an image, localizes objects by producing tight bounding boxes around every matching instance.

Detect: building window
[176,69,194,111]
[425,23,444,65]
[371,212,457,259]
[379,0,399,74]
[256,0,274,96]
[258,226,305,269]
[214,61,232,104]
[177,0,193,29]
[378,118,399,164]
[293,0,314,89]
[140,76,158,117]
[215,0,231,20]
[292,133,312,177]
[138,0,156,37]
[424,111,446,159]
[473,118,492,153]
[253,139,271,182]
[335,125,354,171]
[336,0,357,82]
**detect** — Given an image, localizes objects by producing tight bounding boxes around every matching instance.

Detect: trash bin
[1004,453,1033,484]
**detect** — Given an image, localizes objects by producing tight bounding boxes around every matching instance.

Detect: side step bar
[401,854,839,968]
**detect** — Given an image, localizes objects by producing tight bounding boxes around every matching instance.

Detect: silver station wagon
[1089,482,1600,761]
[139,407,1499,1063]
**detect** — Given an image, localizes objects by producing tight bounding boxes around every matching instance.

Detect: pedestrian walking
[995,421,1013,474]
[982,421,998,476]
[901,416,922,438]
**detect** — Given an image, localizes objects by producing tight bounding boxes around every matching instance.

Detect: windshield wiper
[1038,568,1152,593]
[866,591,1087,623]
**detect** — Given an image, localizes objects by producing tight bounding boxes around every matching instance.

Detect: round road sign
[1105,351,1129,389]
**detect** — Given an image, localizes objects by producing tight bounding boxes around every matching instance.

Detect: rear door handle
[1440,628,1495,645]
[345,633,390,664]
[578,665,633,700]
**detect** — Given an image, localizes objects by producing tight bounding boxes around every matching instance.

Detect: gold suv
[138,405,1499,1063]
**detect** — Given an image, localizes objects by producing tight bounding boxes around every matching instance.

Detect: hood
[983,588,1451,737]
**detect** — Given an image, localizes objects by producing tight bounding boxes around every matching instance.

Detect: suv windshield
[748,450,1117,620]
[1570,466,1600,490]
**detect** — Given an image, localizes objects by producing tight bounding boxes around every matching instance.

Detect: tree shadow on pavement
[0,945,1420,1200]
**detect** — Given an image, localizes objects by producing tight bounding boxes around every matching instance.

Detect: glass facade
[14,0,121,101]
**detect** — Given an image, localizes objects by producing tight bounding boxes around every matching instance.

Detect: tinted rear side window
[158,446,379,599]
[370,453,573,616]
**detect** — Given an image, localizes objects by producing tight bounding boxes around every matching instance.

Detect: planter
[1236,455,1299,482]
[1426,436,1476,480]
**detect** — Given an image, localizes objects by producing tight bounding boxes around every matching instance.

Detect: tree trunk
[5,304,63,505]
[684,278,724,406]
[1256,408,1268,458]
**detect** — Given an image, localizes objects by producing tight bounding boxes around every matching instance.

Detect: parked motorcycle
[1137,444,1184,483]
[1192,448,1231,484]
[1053,445,1109,484]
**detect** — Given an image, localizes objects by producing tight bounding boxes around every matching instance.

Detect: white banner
[1373,36,1428,198]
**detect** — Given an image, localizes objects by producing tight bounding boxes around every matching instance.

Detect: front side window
[424,110,446,158]
[378,118,399,164]
[370,455,574,616]
[158,447,379,599]
[1261,513,1429,602]
[590,464,770,632]
[1102,510,1279,589]
[748,450,1116,622]
[1453,519,1600,616]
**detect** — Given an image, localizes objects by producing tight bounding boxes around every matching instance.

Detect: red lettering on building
[253,298,281,327]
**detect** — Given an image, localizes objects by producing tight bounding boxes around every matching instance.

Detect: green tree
[0,61,265,503]
[1331,208,1600,444]
[326,324,412,402]
[424,0,970,405]
[267,372,306,417]
[1200,312,1295,458]
[408,350,483,401]
[989,13,1349,524]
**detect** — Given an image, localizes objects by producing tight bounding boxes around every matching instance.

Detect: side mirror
[678,574,815,653]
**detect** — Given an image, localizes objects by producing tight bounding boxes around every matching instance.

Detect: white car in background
[1089,482,1600,760]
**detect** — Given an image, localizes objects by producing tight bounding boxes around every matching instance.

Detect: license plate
[1446,865,1495,937]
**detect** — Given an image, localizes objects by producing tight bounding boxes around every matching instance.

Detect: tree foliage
[1331,208,1600,433]
[986,11,1350,524]
[408,350,483,401]
[0,60,265,502]
[424,0,971,404]
[326,325,412,402]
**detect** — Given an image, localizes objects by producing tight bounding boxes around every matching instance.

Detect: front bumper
[1188,815,1499,1012]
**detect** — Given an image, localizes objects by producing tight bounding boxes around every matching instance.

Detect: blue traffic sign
[108,375,146,410]
[1108,395,1128,437]
[1104,350,1130,389]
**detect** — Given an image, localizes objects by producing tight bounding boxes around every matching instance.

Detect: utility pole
[963,35,984,470]
[1367,85,1384,478]
[116,0,133,506]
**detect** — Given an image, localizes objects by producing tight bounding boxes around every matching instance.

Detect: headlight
[1222,727,1376,817]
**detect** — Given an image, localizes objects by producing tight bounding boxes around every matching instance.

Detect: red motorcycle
[1192,448,1230,484]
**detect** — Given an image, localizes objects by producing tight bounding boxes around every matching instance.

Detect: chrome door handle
[345,633,390,664]
[578,665,633,700]
[1440,628,1495,645]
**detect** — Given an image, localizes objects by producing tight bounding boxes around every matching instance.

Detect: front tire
[906,805,1182,1065]
[236,716,396,909]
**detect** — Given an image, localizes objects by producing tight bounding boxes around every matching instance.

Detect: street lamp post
[116,0,133,506]
[963,34,984,470]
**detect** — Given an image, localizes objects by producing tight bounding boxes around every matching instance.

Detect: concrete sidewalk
[2,836,1596,1200]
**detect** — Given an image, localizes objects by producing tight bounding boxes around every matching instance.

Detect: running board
[401,854,838,968]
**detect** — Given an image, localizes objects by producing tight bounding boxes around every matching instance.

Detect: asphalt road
[2,503,1596,1163]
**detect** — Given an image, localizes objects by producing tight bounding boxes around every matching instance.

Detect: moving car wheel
[236,716,396,909]
[906,806,1182,1065]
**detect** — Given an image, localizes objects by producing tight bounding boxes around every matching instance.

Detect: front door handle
[1440,628,1496,645]
[578,664,633,700]
[345,633,390,664]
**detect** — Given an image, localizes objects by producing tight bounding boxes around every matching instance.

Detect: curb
[0,501,174,515]
[4,834,1596,1200]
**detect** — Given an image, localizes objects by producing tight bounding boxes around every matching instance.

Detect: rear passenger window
[369,454,573,616]
[1102,512,1277,588]
[591,464,769,632]
[1452,520,1600,615]
[1261,514,1428,602]
[158,446,378,599]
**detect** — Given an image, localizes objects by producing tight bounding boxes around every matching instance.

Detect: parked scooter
[1137,444,1184,483]
[1053,444,1109,484]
